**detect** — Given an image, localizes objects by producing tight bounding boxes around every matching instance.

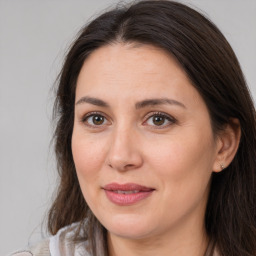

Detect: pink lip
[103,183,155,206]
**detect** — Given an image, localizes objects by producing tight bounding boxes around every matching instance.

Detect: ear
[213,118,241,172]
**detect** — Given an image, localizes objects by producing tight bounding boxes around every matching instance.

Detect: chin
[101,213,155,239]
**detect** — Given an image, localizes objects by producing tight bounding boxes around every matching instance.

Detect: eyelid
[143,111,177,129]
[80,111,177,129]
[80,111,111,128]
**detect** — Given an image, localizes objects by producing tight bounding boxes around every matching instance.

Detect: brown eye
[152,116,165,126]
[83,113,108,127]
[144,112,176,129]
[92,115,104,125]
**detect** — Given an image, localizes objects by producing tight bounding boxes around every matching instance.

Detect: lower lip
[104,190,154,206]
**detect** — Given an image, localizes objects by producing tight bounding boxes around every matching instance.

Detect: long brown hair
[48,1,256,255]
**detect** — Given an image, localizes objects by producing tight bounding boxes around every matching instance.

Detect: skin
[72,43,239,256]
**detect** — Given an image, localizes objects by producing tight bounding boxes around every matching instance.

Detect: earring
[220,163,225,170]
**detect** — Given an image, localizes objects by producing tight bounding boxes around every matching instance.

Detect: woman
[11,0,256,256]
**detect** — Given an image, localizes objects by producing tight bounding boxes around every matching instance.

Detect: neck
[107,219,209,256]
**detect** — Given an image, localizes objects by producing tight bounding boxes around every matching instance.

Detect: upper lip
[103,183,155,192]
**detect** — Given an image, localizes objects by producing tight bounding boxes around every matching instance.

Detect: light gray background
[1,0,255,255]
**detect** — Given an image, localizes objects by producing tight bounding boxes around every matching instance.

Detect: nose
[106,126,143,172]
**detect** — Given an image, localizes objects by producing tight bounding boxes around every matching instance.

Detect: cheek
[145,133,211,171]
[71,134,106,185]
[71,133,109,213]
[144,128,215,194]
[144,134,214,221]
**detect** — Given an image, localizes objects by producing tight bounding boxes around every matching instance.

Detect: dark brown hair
[48,1,256,255]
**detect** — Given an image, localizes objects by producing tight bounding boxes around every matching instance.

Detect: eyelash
[143,111,177,129]
[81,111,108,129]
[80,111,177,129]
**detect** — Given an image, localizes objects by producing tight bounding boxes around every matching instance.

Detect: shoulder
[10,222,91,256]
[9,239,50,256]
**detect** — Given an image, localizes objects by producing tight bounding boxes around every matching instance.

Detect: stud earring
[220,163,225,170]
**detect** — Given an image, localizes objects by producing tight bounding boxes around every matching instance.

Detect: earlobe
[213,118,241,173]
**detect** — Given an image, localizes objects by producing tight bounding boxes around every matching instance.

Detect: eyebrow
[75,96,186,109]
[135,98,186,109]
[76,96,110,107]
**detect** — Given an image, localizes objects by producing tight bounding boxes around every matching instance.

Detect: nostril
[107,161,137,172]
[125,164,135,168]
[106,146,143,171]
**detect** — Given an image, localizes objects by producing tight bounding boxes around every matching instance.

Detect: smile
[115,190,140,194]
[103,183,155,206]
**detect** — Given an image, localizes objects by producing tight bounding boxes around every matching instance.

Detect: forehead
[79,42,181,74]
[75,43,201,106]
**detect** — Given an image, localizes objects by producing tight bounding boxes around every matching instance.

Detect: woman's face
[72,43,221,240]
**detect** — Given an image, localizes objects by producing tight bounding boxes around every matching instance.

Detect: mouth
[103,183,155,206]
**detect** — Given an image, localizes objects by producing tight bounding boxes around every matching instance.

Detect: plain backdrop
[1,0,255,255]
